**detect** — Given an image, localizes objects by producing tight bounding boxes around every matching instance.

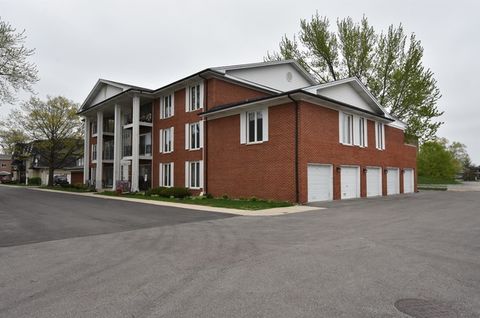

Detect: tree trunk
[48,166,54,187]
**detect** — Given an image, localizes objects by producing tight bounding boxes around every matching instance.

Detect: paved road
[0,186,234,247]
[1,187,479,317]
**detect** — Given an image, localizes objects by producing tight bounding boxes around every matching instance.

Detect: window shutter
[262,108,269,142]
[382,124,386,150]
[375,122,379,149]
[159,97,163,119]
[199,160,204,189]
[353,115,360,146]
[159,129,163,153]
[199,120,204,148]
[364,119,368,147]
[171,162,174,187]
[185,87,189,112]
[185,161,189,187]
[185,123,190,150]
[170,127,174,152]
[240,113,246,144]
[159,163,163,186]
[171,94,175,117]
[199,81,204,109]
[339,112,344,143]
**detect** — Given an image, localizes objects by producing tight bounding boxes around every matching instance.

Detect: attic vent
[286,72,293,82]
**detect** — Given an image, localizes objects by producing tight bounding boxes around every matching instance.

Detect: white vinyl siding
[159,162,174,187]
[340,112,367,147]
[159,127,174,153]
[240,107,269,144]
[185,121,204,150]
[186,81,204,112]
[185,160,204,189]
[375,122,386,150]
[160,94,174,119]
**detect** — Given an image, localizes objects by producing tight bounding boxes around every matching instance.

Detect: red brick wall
[206,78,270,110]
[297,101,417,203]
[206,103,297,202]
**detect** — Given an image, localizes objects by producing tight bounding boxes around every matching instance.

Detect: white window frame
[357,117,368,147]
[185,160,204,189]
[185,81,204,112]
[159,127,174,153]
[160,93,174,119]
[375,122,386,150]
[340,113,354,145]
[185,121,204,150]
[240,107,269,144]
[339,112,368,148]
[159,162,174,187]
[92,144,97,161]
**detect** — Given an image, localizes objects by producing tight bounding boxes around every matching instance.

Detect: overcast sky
[1,0,479,161]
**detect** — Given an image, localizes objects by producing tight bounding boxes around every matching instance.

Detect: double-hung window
[240,108,269,144]
[185,160,203,189]
[340,113,368,147]
[159,127,174,153]
[92,144,97,161]
[160,162,174,187]
[375,122,385,150]
[341,113,354,145]
[161,94,174,119]
[186,82,203,112]
[358,117,366,147]
[185,121,203,150]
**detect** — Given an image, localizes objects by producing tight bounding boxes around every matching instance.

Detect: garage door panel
[366,167,382,197]
[404,169,414,193]
[341,166,360,199]
[308,165,332,202]
[387,168,400,195]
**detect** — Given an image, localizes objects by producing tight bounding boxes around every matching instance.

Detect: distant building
[0,154,12,182]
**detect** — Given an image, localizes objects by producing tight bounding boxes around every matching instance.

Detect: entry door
[404,168,414,193]
[387,168,400,195]
[366,167,382,197]
[341,166,360,199]
[307,164,333,202]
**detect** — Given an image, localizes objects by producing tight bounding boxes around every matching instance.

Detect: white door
[366,167,382,197]
[341,166,360,199]
[404,168,414,193]
[387,168,400,195]
[307,164,333,202]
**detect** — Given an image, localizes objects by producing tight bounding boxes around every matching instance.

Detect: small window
[188,161,201,188]
[92,144,97,161]
[160,127,174,153]
[160,162,174,187]
[376,122,385,150]
[359,117,366,147]
[342,114,353,145]
[91,120,97,135]
[160,94,174,119]
[190,122,200,150]
[186,82,203,112]
[247,111,263,143]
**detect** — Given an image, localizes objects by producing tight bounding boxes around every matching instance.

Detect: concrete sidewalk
[28,187,322,216]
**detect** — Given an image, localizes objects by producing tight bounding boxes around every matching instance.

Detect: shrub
[222,194,229,199]
[249,196,258,202]
[145,187,191,199]
[28,177,42,185]
[204,193,213,199]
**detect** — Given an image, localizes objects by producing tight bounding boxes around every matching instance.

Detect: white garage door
[341,166,360,199]
[404,168,414,193]
[366,167,382,197]
[387,168,400,195]
[307,164,332,202]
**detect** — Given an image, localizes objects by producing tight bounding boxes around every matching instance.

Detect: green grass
[98,191,293,210]
[418,175,459,185]
[39,186,95,193]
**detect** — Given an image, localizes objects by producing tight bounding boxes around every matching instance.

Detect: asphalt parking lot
[0,186,479,317]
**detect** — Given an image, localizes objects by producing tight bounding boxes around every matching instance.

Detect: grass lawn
[418,176,459,185]
[39,186,95,193]
[98,191,293,210]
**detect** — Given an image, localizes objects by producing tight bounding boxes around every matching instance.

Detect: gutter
[288,94,300,204]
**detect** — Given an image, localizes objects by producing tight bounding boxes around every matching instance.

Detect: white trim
[159,129,163,153]
[160,93,174,119]
[186,80,204,112]
[199,120,204,148]
[240,113,246,144]
[184,161,189,187]
[159,162,174,187]
[185,123,190,150]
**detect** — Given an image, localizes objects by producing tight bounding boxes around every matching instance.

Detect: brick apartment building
[78,60,417,203]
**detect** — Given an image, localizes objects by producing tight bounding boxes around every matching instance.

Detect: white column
[112,104,122,190]
[95,111,104,190]
[83,117,90,184]
[131,96,140,192]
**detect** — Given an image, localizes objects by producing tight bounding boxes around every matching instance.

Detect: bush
[28,177,42,185]
[204,193,213,199]
[146,187,191,199]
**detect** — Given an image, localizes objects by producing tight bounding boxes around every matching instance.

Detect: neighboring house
[0,154,12,182]
[78,60,417,203]
[11,141,83,185]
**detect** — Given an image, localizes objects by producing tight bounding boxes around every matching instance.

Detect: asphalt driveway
[1,186,479,317]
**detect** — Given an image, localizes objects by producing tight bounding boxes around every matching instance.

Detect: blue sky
[1,0,479,162]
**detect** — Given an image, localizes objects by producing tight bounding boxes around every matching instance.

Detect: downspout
[199,74,208,194]
[288,94,300,204]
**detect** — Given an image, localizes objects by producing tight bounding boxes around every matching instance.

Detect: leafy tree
[417,139,459,182]
[0,126,28,155]
[0,18,39,104]
[1,96,82,186]
[265,13,443,141]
